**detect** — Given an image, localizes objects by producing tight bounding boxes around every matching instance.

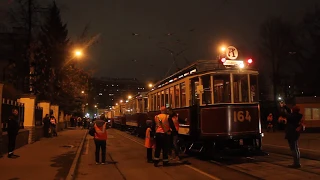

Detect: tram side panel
[200,104,262,148]
[113,116,126,131]
[126,113,148,137]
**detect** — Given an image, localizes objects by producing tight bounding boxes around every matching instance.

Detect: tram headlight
[239,63,245,69]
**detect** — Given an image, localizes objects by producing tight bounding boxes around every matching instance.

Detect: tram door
[190,78,200,136]
[190,78,200,106]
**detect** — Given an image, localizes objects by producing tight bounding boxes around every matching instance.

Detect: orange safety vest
[145,127,155,148]
[172,116,179,132]
[154,114,170,134]
[94,123,107,140]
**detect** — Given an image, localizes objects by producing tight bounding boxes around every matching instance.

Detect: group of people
[145,106,181,167]
[42,114,58,138]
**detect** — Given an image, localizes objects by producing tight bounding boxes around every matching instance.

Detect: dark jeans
[288,139,300,165]
[8,133,17,154]
[154,133,169,163]
[51,125,57,136]
[94,140,106,163]
[172,135,180,157]
[43,126,50,137]
[147,148,153,161]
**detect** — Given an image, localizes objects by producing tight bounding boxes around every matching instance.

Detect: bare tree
[259,17,297,101]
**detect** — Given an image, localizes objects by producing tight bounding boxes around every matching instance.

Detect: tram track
[116,129,320,179]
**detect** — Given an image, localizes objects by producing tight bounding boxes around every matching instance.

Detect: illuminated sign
[226,46,238,60]
[223,60,244,66]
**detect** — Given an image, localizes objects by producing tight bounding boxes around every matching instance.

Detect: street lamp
[148,83,153,88]
[116,103,118,106]
[128,95,132,99]
[220,46,226,52]
[120,100,123,103]
[81,90,84,94]
[74,49,83,58]
[94,105,97,108]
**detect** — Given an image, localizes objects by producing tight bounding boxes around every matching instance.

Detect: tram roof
[152,60,258,90]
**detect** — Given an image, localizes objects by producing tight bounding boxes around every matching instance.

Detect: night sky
[3,0,320,82]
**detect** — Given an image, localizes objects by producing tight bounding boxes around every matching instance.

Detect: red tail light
[221,58,226,63]
[247,58,253,64]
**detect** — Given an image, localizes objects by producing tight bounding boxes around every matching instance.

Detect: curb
[263,144,320,161]
[66,130,88,180]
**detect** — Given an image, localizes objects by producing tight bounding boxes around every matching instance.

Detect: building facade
[89,77,147,109]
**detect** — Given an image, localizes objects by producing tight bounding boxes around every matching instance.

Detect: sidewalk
[0,128,86,180]
[262,131,320,159]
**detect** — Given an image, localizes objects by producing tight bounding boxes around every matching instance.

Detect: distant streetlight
[128,95,132,99]
[81,90,84,94]
[94,105,97,108]
[120,100,123,103]
[74,49,83,58]
[148,83,153,88]
[116,103,118,106]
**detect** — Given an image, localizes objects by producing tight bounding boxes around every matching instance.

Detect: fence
[35,105,43,126]
[1,98,25,131]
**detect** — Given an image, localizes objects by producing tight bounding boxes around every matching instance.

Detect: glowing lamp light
[221,58,226,63]
[247,58,253,64]
[239,63,245,69]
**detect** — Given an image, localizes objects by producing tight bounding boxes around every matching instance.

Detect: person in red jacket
[92,115,108,165]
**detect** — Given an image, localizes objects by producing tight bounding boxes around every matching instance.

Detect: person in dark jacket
[7,108,20,158]
[285,105,304,168]
[43,114,50,138]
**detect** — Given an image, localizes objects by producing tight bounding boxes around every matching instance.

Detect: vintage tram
[112,46,263,154]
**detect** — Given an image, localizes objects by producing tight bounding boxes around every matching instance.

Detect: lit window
[304,108,320,120]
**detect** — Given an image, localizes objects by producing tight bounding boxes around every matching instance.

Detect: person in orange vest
[92,115,108,165]
[152,106,175,167]
[145,120,155,163]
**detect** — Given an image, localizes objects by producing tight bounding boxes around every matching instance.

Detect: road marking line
[114,130,221,180]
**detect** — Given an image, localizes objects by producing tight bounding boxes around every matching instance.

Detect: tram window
[169,87,174,108]
[213,75,231,103]
[161,91,165,107]
[175,85,180,108]
[250,75,259,102]
[150,95,154,111]
[157,92,160,110]
[165,89,169,107]
[202,75,212,104]
[144,98,148,112]
[181,82,186,107]
[233,74,249,103]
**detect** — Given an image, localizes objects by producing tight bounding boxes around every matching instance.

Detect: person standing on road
[145,120,155,163]
[7,108,20,158]
[284,105,305,168]
[153,106,175,167]
[92,115,108,165]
